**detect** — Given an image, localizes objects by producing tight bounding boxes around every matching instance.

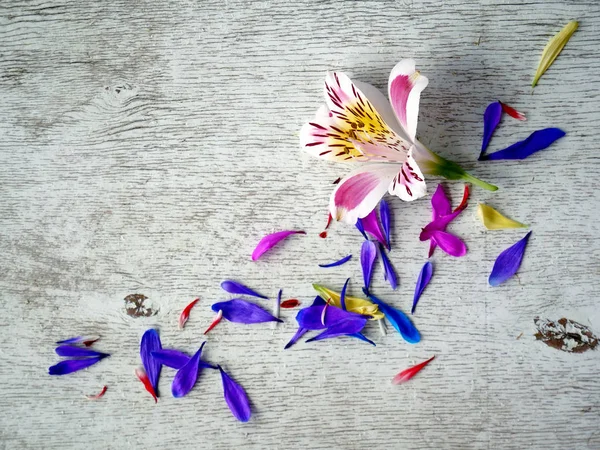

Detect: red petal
[280,299,301,308]
[500,102,526,121]
[392,356,435,385]
[332,177,341,185]
[86,385,107,400]
[454,184,470,213]
[178,298,200,329]
[135,368,158,403]
[325,213,333,230]
[203,310,223,335]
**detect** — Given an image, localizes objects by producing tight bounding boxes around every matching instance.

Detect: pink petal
[251,230,306,260]
[431,184,451,218]
[430,230,467,257]
[361,209,387,248]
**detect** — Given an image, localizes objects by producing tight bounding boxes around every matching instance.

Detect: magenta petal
[431,184,451,218]
[430,230,467,257]
[251,230,305,260]
[361,209,387,248]
[48,356,107,375]
[219,366,251,422]
[171,342,205,398]
[220,280,268,299]
[379,245,398,290]
[481,101,502,153]
[412,261,433,314]
[480,128,566,161]
[140,329,162,392]
[306,316,368,343]
[379,199,392,250]
[489,232,532,286]
[361,240,377,292]
[420,209,463,241]
[55,346,109,359]
[211,299,282,324]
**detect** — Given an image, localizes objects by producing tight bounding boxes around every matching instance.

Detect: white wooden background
[1,1,599,449]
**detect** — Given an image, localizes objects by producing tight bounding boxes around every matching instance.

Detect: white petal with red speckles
[388,150,427,202]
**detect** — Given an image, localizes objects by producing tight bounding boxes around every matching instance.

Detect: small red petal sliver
[179,298,200,329]
[454,184,470,213]
[135,368,158,403]
[280,299,301,308]
[203,309,223,335]
[332,177,341,185]
[500,102,526,121]
[392,356,435,385]
[86,385,107,400]
[325,213,333,230]
[82,337,100,347]
[319,231,328,239]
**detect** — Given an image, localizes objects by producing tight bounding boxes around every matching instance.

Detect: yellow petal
[532,21,578,87]
[477,203,528,230]
[312,284,384,320]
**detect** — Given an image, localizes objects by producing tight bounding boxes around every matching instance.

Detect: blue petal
[284,297,326,349]
[480,128,566,161]
[140,329,162,392]
[412,261,433,314]
[364,290,420,344]
[296,304,366,330]
[152,349,218,371]
[220,280,268,299]
[481,101,502,153]
[48,356,107,375]
[349,332,376,346]
[171,342,206,398]
[379,245,398,290]
[55,345,109,359]
[212,299,283,324]
[340,277,350,310]
[305,317,368,343]
[379,199,392,250]
[219,366,251,422]
[489,232,532,286]
[318,254,352,268]
[355,218,368,239]
[360,240,377,293]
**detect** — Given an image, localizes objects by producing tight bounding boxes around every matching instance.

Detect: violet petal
[412,261,433,314]
[55,336,98,346]
[211,299,283,324]
[489,231,532,286]
[379,245,398,290]
[140,329,162,392]
[361,209,387,248]
[481,101,502,153]
[55,345,109,359]
[171,342,205,398]
[379,199,392,250]
[219,366,251,422]
[284,297,326,349]
[340,277,350,311]
[365,290,420,344]
[48,356,106,375]
[306,317,368,343]
[318,254,352,268]
[350,332,376,346]
[420,209,463,241]
[152,349,217,371]
[296,304,366,330]
[361,240,377,293]
[220,280,268,299]
[251,230,305,261]
[431,184,451,218]
[355,218,368,239]
[480,128,566,161]
[430,230,467,257]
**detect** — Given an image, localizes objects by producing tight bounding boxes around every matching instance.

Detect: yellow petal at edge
[312,284,384,320]
[477,203,528,230]
[532,21,578,87]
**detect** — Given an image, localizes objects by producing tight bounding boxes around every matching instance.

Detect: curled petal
[431,184,451,218]
[454,183,470,213]
[140,329,162,393]
[312,284,383,319]
[477,203,528,230]
[361,209,387,248]
[365,291,420,344]
[479,128,566,161]
[179,298,200,329]
[361,240,378,292]
[430,230,467,257]
[500,102,526,121]
[392,356,435,385]
[481,101,502,153]
[379,245,398,290]
[220,281,268,299]
[172,342,206,398]
[489,232,532,287]
[55,345,109,359]
[211,299,282,324]
[318,254,352,268]
[251,230,305,261]
[296,304,366,330]
[340,277,350,311]
[49,356,107,375]
[219,366,251,422]
[306,317,368,343]
[532,21,578,87]
[412,261,433,314]
[379,199,392,250]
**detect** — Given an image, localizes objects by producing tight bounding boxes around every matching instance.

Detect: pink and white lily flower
[301,59,497,224]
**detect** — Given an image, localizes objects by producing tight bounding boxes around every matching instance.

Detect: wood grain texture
[1,1,599,448]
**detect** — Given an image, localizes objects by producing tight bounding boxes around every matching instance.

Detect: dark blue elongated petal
[152,349,217,370]
[55,345,109,359]
[284,297,326,349]
[349,332,376,346]
[172,342,206,398]
[220,280,268,299]
[296,304,365,330]
[318,254,352,268]
[306,317,368,343]
[355,218,367,239]
[48,356,106,375]
[219,366,251,422]
[55,336,99,346]
[340,277,350,310]
[481,101,502,153]
[140,329,162,392]
[379,199,392,250]
[412,261,433,314]
[489,232,532,286]
[364,290,420,344]
[379,245,398,290]
[211,299,283,324]
[361,240,377,293]
[480,128,566,161]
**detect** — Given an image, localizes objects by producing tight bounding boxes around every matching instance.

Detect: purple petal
[481,101,502,153]
[379,245,398,290]
[251,230,305,261]
[296,304,366,330]
[489,232,532,286]
[220,280,268,299]
[140,329,162,392]
[355,218,368,239]
[212,299,282,324]
[340,277,350,310]
[361,209,387,248]
[219,366,251,422]
[55,345,109,359]
[365,290,420,344]
[48,356,106,375]
[420,209,463,241]
[379,199,392,250]
[430,230,467,257]
[431,184,451,219]
[284,297,326,349]
[152,349,217,370]
[480,128,566,161]
[172,342,205,398]
[306,317,369,343]
[361,240,377,292]
[412,261,433,314]
[349,332,376,346]
[318,254,352,268]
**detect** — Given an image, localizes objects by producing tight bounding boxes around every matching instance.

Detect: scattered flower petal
[55,345,109,359]
[306,317,369,343]
[220,280,268,299]
[361,209,387,248]
[349,332,376,346]
[152,349,217,371]
[219,366,251,422]
[297,304,367,330]
[500,102,526,121]
[481,101,502,153]
[135,367,158,403]
[430,230,467,257]
[272,289,281,325]
[140,329,162,393]
[280,299,301,309]
[56,336,99,347]
[365,290,420,344]
[379,245,398,290]
[178,298,200,329]
[49,356,107,376]
[479,128,566,161]
[86,385,107,400]
[454,183,470,213]
[489,231,532,287]
[320,303,328,326]
[340,277,350,311]
[312,284,383,319]
[412,261,433,314]
[318,254,352,268]
[431,183,451,218]
[172,342,206,398]
[251,230,306,261]
[211,299,283,324]
[204,309,223,335]
[477,203,528,230]
[361,240,377,293]
[284,297,325,349]
[379,199,392,250]
[392,356,435,385]
[324,212,333,230]
[355,218,368,239]
[532,21,578,87]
